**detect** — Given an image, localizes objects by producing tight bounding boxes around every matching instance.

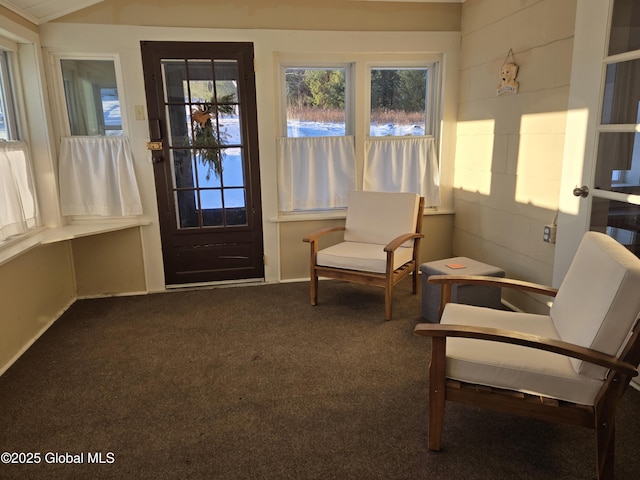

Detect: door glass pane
[601,60,640,124]
[175,190,199,228]
[590,198,640,256]
[221,148,244,187]
[171,149,195,189]
[201,189,223,227]
[224,188,247,225]
[595,133,640,194]
[166,104,190,147]
[370,68,428,137]
[609,0,640,56]
[214,60,240,103]
[162,60,187,103]
[195,151,222,188]
[285,67,346,137]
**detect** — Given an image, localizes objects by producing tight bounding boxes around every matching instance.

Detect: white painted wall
[454,0,577,313]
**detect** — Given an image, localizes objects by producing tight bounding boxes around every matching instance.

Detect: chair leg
[310,270,318,306]
[428,337,447,451]
[412,265,418,294]
[595,415,615,480]
[384,282,393,321]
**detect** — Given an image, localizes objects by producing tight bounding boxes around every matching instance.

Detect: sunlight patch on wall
[519,111,568,135]
[454,119,495,196]
[514,111,575,211]
[514,135,565,210]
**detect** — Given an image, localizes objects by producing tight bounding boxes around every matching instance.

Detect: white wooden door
[554,0,640,285]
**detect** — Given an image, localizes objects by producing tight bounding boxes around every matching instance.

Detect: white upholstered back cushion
[551,231,640,379]
[343,191,420,245]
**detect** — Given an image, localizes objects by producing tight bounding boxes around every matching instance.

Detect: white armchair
[415,231,640,480]
[303,191,424,321]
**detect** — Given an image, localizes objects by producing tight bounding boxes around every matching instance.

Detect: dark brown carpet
[1,280,639,479]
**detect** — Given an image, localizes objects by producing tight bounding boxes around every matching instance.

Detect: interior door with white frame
[554,0,640,285]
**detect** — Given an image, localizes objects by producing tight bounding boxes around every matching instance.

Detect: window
[278,64,356,211]
[276,57,441,213]
[0,48,39,243]
[285,67,347,137]
[54,56,141,219]
[369,67,431,137]
[0,51,18,140]
[60,59,124,136]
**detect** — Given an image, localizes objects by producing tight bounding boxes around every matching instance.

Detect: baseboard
[76,289,149,300]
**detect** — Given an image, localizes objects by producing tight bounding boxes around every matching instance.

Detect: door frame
[140,41,265,286]
[554,0,613,286]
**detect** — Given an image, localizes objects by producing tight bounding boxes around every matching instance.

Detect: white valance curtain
[0,141,39,242]
[59,136,143,217]
[364,137,440,206]
[277,136,356,211]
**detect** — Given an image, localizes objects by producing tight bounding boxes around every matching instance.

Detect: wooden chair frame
[303,197,425,321]
[414,274,640,480]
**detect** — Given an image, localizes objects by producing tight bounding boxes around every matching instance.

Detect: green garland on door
[191,94,235,180]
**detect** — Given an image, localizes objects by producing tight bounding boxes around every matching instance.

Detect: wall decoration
[496,49,519,96]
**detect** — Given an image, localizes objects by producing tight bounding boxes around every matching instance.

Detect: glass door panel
[590,0,640,255]
[161,58,247,230]
[609,0,640,55]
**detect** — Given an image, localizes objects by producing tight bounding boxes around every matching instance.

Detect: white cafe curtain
[364,137,440,206]
[277,136,356,211]
[59,136,143,217]
[0,141,39,241]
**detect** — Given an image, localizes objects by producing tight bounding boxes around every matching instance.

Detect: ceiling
[0,0,463,25]
[0,0,103,24]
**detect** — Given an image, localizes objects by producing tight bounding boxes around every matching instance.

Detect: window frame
[50,53,129,138]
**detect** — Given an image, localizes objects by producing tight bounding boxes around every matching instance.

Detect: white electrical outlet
[543,224,557,243]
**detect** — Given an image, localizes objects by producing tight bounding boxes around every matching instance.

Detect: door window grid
[591,0,640,255]
[162,58,247,229]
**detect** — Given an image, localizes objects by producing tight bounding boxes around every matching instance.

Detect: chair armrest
[302,226,345,243]
[414,323,638,377]
[428,274,558,298]
[384,232,425,252]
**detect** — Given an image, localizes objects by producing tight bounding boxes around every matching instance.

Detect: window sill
[0,217,151,267]
[269,207,454,223]
[41,218,151,244]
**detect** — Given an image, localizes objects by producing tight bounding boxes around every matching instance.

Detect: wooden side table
[420,257,505,322]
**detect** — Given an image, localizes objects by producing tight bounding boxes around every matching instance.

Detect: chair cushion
[344,191,419,246]
[551,232,640,379]
[442,303,604,406]
[317,241,414,274]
